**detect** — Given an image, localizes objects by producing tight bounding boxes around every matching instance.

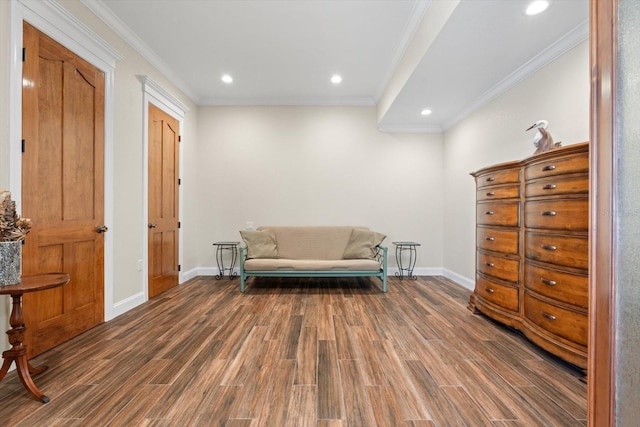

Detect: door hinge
[178,178,181,185]
[21,139,25,153]
[22,48,26,62]
[178,222,181,228]
[178,264,181,272]
[178,135,181,142]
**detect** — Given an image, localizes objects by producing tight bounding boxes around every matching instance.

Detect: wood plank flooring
[0,276,587,426]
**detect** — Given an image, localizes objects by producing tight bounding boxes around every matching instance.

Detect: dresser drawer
[525,232,588,270]
[477,228,519,255]
[476,169,520,189]
[476,275,519,312]
[477,252,519,283]
[525,154,589,181]
[525,176,588,198]
[524,200,588,231]
[477,202,519,227]
[524,293,588,346]
[524,263,588,307]
[477,185,520,201]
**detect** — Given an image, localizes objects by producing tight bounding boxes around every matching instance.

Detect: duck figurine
[526,120,561,154]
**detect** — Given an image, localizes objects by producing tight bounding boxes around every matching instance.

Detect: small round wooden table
[0,273,70,403]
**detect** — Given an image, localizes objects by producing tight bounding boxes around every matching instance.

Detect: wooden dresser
[469,142,589,369]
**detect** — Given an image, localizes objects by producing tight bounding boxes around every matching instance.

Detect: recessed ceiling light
[525,1,549,15]
[221,74,233,84]
[420,109,432,116]
[331,75,342,84]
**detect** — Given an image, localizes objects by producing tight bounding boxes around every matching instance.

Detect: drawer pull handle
[485,211,495,215]
[542,312,557,321]
[541,211,557,216]
[542,184,557,190]
[542,165,556,171]
[486,191,495,196]
[485,236,495,241]
[541,278,557,286]
[541,244,557,251]
[485,287,495,294]
[485,262,494,267]
[486,177,495,182]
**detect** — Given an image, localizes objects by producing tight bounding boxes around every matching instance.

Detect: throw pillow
[240,230,279,259]
[343,228,386,259]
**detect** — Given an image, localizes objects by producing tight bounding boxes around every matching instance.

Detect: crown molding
[81,0,199,103]
[199,96,377,107]
[19,0,122,70]
[442,19,589,130]
[377,124,442,134]
[374,0,431,103]
[138,75,189,118]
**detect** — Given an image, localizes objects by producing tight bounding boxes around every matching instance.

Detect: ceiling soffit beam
[376,0,460,124]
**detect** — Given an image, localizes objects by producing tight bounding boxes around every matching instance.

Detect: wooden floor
[0,275,586,426]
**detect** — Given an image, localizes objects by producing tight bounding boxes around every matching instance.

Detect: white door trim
[139,76,189,302]
[9,0,122,321]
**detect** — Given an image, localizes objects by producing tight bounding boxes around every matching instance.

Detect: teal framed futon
[238,226,388,293]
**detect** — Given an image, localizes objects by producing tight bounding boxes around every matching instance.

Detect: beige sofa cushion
[244,258,380,271]
[239,230,279,259]
[342,228,386,259]
[258,226,365,260]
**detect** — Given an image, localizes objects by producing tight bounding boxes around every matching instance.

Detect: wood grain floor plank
[317,340,343,420]
[351,327,388,386]
[405,421,437,427]
[255,359,296,426]
[403,359,465,426]
[338,359,377,426]
[101,384,167,426]
[441,385,494,426]
[220,326,269,386]
[375,340,430,420]
[229,339,281,419]
[513,385,585,427]
[455,359,519,420]
[279,314,304,360]
[285,385,316,427]
[367,385,408,427]
[162,358,230,422]
[295,326,318,386]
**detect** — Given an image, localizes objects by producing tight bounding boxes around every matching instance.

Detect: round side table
[0,273,70,403]
[213,242,240,279]
[392,242,420,280]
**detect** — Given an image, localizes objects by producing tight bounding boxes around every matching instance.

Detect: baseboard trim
[110,291,146,319]
[442,268,474,290]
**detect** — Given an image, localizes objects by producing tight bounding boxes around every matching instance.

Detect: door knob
[96,225,108,233]
[148,223,157,229]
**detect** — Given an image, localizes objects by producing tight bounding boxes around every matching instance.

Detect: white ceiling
[87,0,589,132]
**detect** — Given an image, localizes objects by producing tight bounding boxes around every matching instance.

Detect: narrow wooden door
[21,22,105,358]
[148,104,180,298]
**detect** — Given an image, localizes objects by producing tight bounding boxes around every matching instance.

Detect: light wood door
[21,22,105,358]
[148,104,180,298]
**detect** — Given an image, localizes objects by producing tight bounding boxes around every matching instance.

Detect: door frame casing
[139,76,188,302]
[8,0,121,320]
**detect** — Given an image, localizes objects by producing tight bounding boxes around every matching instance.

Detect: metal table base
[393,242,420,280]
[213,241,240,279]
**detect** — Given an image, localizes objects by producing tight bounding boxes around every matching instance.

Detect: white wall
[442,40,590,288]
[193,106,444,274]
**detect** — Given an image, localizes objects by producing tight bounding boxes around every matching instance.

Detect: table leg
[0,293,50,403]
[228,245,238,279]
[395,245,404,279]
[215,245,224,279]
